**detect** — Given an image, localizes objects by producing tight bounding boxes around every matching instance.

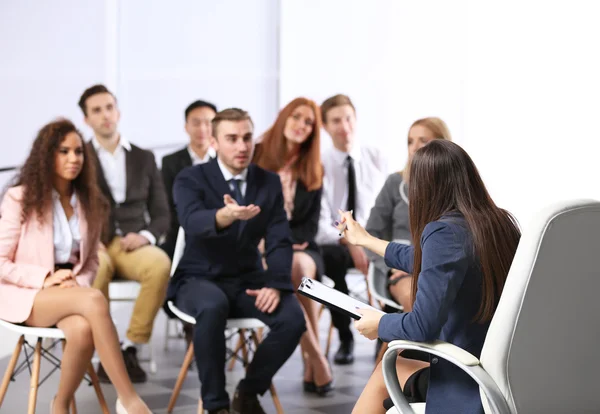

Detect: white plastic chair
[165,227,284,414]
[383,200,600,413]
[0,319,109,414]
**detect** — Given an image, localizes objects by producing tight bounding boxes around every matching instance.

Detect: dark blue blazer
[166,159,294,300]
[378,214,488,414]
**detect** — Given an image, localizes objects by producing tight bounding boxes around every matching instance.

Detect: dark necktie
[229,178,244,205]
[346,155,356,219]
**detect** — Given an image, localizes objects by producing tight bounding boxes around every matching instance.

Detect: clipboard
[297,277,383,320]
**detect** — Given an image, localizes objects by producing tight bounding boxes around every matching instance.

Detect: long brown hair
[402,117,453,182]
[15,119,108,237]
[253,98,323,190]
[408,140,520,322]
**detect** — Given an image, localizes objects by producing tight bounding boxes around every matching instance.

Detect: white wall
[280,0,600,223]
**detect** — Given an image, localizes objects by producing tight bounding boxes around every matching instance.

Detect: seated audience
[337,140,521,414]
[0,119,152,414]
[168,108,306,414]
[366,117,452,311]
[253,97,333,395]
[78,84,171,383]
[161,99,217,259]
[316,94,388,365]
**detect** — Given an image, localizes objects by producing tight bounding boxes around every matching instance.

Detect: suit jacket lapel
[87,143,115,205]
[238,165,258,238]
[125,148,136,201]
[180,149,192,170]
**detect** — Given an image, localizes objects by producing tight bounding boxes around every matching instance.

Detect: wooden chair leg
[249,331,283,414]
[239,329,249,366]
[0,335,25,407]
[228,333,245,371]
[168,342,195,413]
[364,274,374,306]
[374,341,388,368]
[27,338,42,414]
[324,321,334,358]
[88,363,110,414]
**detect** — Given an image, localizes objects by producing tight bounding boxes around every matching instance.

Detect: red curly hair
[253,97,323,191]
[14,119,108,236]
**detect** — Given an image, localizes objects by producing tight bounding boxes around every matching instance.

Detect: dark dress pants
[320,244,355,343]
[174,276,306,411]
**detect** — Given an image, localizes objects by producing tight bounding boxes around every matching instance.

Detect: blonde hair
[402,117,452,182]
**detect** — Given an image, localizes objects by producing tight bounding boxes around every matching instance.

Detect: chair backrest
[367,239,411,311]
[480,200,600,413]
[169,227,186,277]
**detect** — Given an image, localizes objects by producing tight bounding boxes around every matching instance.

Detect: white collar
[217,157,248,182]
[92,135,131,153]
[188,145,216,163]
[52,189,78,207]
[331,143,362,166]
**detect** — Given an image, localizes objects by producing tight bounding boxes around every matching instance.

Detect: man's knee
[139,246,172,285]
[276,296,306,339]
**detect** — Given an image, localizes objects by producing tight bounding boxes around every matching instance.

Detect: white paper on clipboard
[297,277,384,320]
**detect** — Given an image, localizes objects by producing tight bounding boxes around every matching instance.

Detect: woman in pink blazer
[0,119,151,414]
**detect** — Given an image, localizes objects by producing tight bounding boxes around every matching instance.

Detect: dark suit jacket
[289,181,322,251]
[167,159,293,300]
[160,147,193,258]
[87,141,170,244]
[378,213,488,414]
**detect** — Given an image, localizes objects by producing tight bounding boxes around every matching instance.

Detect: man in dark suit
[79,84,172,383]
[168,108,306,414]
[161,100,217,259]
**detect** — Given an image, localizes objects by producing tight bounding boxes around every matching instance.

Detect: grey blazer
[365,172,411,274]
[87,142,170,244]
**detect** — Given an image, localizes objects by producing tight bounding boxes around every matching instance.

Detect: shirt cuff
[139,230,157,246]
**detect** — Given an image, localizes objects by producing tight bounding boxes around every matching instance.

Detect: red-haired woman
[254,98,333,395]
[0,119,152,414]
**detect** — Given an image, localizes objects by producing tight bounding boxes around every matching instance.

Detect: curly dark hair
[15,118,108,236]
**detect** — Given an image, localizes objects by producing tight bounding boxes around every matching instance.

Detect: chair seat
[0,319,65,339]
[386,403,426,414]
[167,301,266,329]
[108,278,141,300]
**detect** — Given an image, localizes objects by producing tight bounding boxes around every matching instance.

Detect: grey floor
[0,286,380,413]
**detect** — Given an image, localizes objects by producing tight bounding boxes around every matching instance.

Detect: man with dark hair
[316,94,389,365]
[161,99,218,259]
[168,108,305,414]
[79,84,171,383]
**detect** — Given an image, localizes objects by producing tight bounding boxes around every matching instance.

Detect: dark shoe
[208,408,230,414]
[231,385,266,414]
[96,361,111,384]
[122,346,147,383]
[315,380,335,397]
[333,340,354,365]
[303,380,316,393]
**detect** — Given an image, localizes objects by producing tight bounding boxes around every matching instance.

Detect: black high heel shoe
[303,361,335,396]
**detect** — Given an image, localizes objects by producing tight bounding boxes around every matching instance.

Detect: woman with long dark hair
[0,119,152,414]
[253,97,333,394]
[338,140,520,413]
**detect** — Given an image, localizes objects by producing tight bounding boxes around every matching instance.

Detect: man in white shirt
[316,94,388,364]
[161,100,218,259]
[78,84,171,383]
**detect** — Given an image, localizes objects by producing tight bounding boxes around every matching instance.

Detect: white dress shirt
[92,136,156,245]
[52,190,81,264]
[315,144,389,245]
[188,145,216,166]
[217,157,248,197]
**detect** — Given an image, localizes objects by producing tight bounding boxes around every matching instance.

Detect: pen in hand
[337,209,353,236]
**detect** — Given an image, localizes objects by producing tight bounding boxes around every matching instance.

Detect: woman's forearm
[360,234,390,258]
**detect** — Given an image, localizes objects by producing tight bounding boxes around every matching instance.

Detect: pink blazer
[0,186,99,323]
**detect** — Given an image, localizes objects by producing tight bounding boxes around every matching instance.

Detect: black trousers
[174,276,306,411]
[321,244,355,343]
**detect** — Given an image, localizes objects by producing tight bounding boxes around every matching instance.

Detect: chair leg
[239,330,249,366]
[0,335,25,407]
[324,322,334,358]
[27,338,42,414]
[228,333,245,371]
[168,342,195,413]
[363,274,374,306]
[88,363,110,414]
[249,331,283,414]
[374,341,388,368]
